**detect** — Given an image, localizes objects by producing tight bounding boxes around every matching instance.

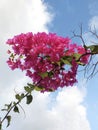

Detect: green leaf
[13,106,19,113]
[48,88,55,92]
[0,123,2,130]
[1,108,7,111]
[2,102,12,111]
[24,84,35,93]
[77,61,85,66]
[61,56,73,65]
[10,53,15,59]
[48,71,53,78]
[92,45,98,53]
[34,86,44,91]
[21,93,24,98]
[87,45,98,53]
[7,102,12,110]
[19,55,23,58]
[6,116,11,127]
[73,53,82,60]
[27,83,35,90]
[61,58,71,65]
[27,83,34,88]
[15,94,22,101]
[26,95,33,104]
[87,45,95,51]
[39,72,48,79]
[16,93,24,100]
[56,61,61,66]
[24,86,31,93]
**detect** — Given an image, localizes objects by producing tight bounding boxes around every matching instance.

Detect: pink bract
[6,32,88,92]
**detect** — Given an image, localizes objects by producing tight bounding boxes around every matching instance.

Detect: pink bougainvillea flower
[6,32,89,92]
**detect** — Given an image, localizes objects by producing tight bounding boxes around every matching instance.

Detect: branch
[72,26,98,79]
[90,27,98,39]
[72,24,86,48]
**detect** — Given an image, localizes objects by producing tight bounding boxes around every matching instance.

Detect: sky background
[0,0,98,130]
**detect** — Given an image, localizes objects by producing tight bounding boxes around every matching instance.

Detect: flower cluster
[6,32,89,92]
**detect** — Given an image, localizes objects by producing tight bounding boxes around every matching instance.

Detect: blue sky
[47,0,98,129]
[46,0,98,130]
[46,0,91,36]
[0,0,98,130]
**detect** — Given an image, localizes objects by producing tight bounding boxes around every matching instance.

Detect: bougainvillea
[6,32,89,92]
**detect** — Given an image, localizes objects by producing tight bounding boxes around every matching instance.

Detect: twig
[1,92,29,124]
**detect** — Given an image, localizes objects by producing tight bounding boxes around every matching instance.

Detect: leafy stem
[0,83,35,129]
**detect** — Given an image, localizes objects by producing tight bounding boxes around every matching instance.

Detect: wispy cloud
[83,4,98,45]
[89,16,98,30]
[88,0,98,30]
[82,16,98,49]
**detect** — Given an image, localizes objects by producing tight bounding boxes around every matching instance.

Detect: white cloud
[5,87,91,130]
[0,0,53,88]
[0,0,53,124]
[82,15,98,46]
[83,0,98,45]
[0,0,53,38]
[89,16,98,30]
